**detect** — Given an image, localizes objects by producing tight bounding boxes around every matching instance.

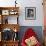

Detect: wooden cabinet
[0,7,20,46]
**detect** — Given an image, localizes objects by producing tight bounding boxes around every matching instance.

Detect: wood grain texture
[0,24,20,32]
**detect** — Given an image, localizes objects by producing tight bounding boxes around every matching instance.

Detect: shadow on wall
[18,26,44,44]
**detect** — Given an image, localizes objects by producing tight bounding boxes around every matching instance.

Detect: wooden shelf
[2,40,19,42]
[0,24,20,32]
[0,7,19,10]
[0,7,19,46]
[0,40,19,46]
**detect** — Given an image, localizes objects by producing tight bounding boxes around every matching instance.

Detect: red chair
[21,28,41,46]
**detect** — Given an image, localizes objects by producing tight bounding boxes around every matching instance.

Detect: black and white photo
[25,7,36,20]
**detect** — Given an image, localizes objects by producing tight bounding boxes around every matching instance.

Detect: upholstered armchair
[21,28,41,46]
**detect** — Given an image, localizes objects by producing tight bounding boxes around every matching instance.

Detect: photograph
[25,7,36,20]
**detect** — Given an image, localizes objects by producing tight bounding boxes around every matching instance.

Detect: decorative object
[21,28,41,46]
[2,10,9,15]
[15,0,17,7]
[9,10,18,15]
[2,28,13,41]
[13,32,18,41]
[25,7,36,20]
[25,36,38,46]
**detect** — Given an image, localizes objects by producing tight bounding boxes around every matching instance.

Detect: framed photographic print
[2,10,9,15]
[25,7,36,20]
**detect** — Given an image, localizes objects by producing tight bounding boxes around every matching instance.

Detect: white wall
[0,0,43,26]
[17,0,44,26]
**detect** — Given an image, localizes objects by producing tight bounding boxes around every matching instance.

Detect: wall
[0,0,44,26]
[18,0,43,26]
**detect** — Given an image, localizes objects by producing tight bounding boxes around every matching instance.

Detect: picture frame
[25,7,36,20]
[2,10,9,15]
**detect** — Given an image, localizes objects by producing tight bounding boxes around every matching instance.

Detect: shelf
[0,7,19,15]
[0,7,19,24]
[1,40,19,46]
[0,7,19,10]
[1,15,18,24]
[0,24,20,32]
[0,7,19,46]
[2,40,19,43]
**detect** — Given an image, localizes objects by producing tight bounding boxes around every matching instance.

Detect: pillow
[25,36,38,46]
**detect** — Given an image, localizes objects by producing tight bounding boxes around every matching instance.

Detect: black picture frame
[25,7,36,20]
